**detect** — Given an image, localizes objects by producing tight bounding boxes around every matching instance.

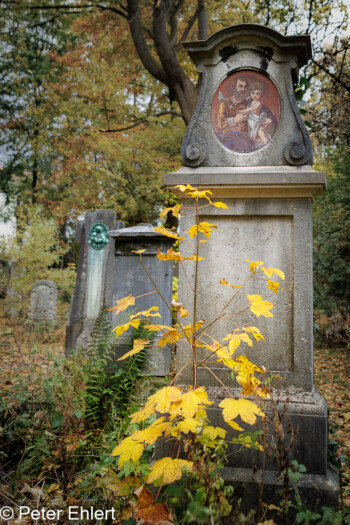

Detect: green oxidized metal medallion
[88,223,109,250]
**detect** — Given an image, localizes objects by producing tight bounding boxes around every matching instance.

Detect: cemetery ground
[0,308,349,520]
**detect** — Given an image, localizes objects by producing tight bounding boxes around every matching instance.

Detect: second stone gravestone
[108,224,173,376]
[29,280,57,322]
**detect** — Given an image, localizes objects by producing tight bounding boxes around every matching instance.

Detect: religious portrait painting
[211,71,281,153]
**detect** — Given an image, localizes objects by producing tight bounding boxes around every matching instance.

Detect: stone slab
[164,166,326,198]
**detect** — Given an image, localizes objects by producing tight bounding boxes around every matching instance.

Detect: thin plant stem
[202,363,234,398]
[179,259,195,292]
[138,255,192,350]
[138,256,173,315]
[257,431,266,522]
[169,361,191,385]
[197,275,254,340]
[191,200,200,388]
[135,290,158,299]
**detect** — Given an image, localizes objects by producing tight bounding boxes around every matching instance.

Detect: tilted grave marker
[164,23,337,510]
[65,210,125,354]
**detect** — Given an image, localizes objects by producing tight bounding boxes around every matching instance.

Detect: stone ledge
[164,166,326,199]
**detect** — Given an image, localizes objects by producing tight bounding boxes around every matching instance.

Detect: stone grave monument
[29,280,57,322]
[164,24,338,509]
[108,224,173,376]
[65,210,125,354]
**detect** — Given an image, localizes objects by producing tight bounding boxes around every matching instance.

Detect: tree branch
[98,109,184,132]
[312,58,350,94]
[126,0,168,85]
[175,4,200,49]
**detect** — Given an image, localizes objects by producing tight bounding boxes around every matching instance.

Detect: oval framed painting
[211,71,281,153]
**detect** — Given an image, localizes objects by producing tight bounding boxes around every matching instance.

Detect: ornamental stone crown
[181,24,313,168]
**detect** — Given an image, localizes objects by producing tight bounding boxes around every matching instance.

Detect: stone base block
[221,465,339,523]
[203,386,329,476]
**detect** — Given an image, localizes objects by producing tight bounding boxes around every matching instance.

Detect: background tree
[0,1,76,208]
[309,45,350,316]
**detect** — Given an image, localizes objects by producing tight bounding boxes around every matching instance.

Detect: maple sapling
[109,184,285,519]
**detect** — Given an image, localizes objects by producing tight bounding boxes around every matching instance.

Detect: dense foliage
[313,150,350,315]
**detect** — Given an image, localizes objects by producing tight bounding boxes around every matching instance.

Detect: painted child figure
[237,81,276,146]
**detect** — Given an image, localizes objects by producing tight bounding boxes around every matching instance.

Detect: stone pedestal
[164,166,338,509]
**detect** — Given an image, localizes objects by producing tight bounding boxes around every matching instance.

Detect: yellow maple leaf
[234,355,268,397]
[143,323,174,331]
[108,294,135,314]
[261,266,285,280]
[246,294,273,318]
[220,278,242,288]
[211,201,228,209]
[217,353,237,370]
[196,407,207,419]
[219,398,264,425]
[132,419,170,445]
[129,406,155,424]
[201,426,227,440]
[266,280,284,294]
[174,183,195,192]
[112,436,144,467]
[171,387,213,419]
[242,326,265,342]
[147,458,193,484]
[182,320,205,338]
[189,189,213,200]
[145,386,183,414]
[171,300,190,318]
[157,247,203,262]
[157,329,183,347]
[239,332,253,346]
[176,418,201,434]
[131,249,146,254]
[112,319,140,338]
[222,332,252,354]
[226,420,244,431]
[225,333,241,354]
[117,339,149,361]
[129,307,161,320]
[244,259,264,274]
[159,204,182,220]
[154,226,184,240]
[188,222,218,239]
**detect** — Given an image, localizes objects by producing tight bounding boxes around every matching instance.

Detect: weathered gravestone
[65,210,125,354]
[108,224,173,376]
[164,24,338,510]
[29,280,57,322]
